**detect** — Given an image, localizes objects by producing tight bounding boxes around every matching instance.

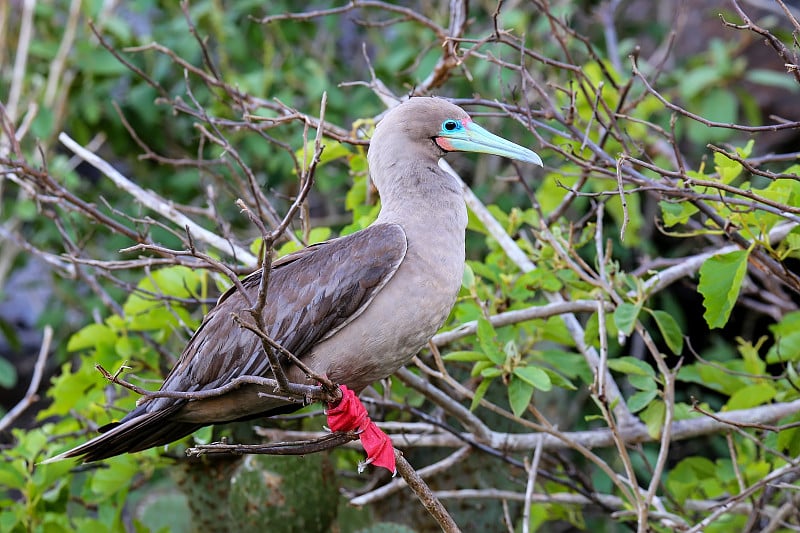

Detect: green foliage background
[2,1,800,532]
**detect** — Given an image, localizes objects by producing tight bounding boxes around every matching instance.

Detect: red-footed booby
[45,97,543,469]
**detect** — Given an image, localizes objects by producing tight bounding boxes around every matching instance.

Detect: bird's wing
[143,223,407,409]
[211,238,327,308]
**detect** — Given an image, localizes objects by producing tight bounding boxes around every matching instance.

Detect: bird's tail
[41,403,201,463]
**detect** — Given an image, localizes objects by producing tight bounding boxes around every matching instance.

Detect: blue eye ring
[442,119,461,132]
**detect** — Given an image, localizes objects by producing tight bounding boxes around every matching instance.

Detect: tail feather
[42,404,201,464]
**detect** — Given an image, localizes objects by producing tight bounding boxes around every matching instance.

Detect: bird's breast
[297,211,466,393]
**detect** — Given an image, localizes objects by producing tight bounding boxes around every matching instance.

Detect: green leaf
[476,317,505,365]
[13,198,38,222]
[192,426,213,445]
[738,337,767,375]
[470,378,492,411]
[461,264,476,290]
[713,150,743,184]
[481,367,503,378]
[541,368,577,390]
[90,455,139,496]
[678,363,746,396]
[513,366,552,391]
[442,350,487,362]
[508,376,535,417]
[641,400,666,439]
[126,306,187,332]
[667,456,717,503]
[31,107,55,139]
[687,88,738,144]
[660,200,699,227]
[607,356,655,377]
[78,47,129,76]
[777,413,800,456]
[627,388,658,413]
[512,268,562,294]
[0,356,17,388]
[736,139,755,159]
[148,266,201,298]
[767,319,800,363]
[306,226,332,245]
[470,360,494,377]
[540,349,592,384]
[745,69,800,92]
[0,459,26,490]
[613,302,641,336]
[503,340,520,363]
[250,237,265,257]
[67,323,116,352]
[294,139,351,169]
[679,68,723,99]
[628,373,657,391]
[18,428,48,460]
[725,383,776,411]
[649,309,684,354]
[115,335,134,359]
[698,250,750,329]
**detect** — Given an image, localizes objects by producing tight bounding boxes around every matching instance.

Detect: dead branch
[0,326,52,433]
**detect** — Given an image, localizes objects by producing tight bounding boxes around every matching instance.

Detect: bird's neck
[373,159,467,234]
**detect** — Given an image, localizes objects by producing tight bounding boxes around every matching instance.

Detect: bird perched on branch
[45,97,542,471]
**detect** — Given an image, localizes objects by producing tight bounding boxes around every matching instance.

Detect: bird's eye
[442,120,460,132]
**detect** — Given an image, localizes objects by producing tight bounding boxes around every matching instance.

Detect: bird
[45,97,543,463]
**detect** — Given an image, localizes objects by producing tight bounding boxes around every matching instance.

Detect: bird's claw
[357,456,375,473]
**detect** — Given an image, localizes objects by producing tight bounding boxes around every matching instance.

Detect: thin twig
[57,133,258,265]
[0,325,52,433]
[94,364,333,405]
[521,436,544,533]
[185,431,360,457]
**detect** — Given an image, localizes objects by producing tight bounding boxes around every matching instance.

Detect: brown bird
[45,97,542,463]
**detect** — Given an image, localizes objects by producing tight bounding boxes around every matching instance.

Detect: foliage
[2,0,800,531]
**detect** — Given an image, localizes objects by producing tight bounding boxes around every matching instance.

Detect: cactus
[175,452,339,532]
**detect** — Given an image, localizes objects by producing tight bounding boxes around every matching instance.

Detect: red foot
[326,385,396,475]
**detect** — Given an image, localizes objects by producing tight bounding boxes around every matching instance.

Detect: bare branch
[57,133,258,265]
[0,325,52,433]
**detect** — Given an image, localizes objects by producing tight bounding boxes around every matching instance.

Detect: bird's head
[368,97,543,172]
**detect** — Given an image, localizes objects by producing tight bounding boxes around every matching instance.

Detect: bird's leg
[326,386,396,474]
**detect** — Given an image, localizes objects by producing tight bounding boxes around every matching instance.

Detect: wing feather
[126,223,407,421]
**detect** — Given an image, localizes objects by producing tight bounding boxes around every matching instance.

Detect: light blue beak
[439,121,543,166]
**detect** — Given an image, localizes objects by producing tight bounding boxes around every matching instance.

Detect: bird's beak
[437,120,543,166]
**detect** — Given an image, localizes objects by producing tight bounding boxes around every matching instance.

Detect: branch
[394,450,462,533]
[239,92,340,399]
[95,364,335,405]
[637,222,798,297]
[253,397,800,453]
[443,158,639,428]
[57,133,258,266]
[185,431,359,457]
[432,300,610,345]
[0,325,52,433]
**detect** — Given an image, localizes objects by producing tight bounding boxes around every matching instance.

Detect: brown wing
[129,223,407,417]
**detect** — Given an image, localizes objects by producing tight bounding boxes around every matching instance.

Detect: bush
[2,1,800,531]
